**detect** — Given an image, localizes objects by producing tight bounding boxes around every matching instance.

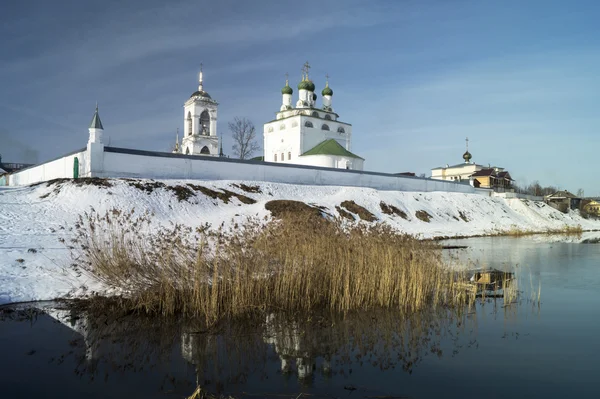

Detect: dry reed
[71,208,486,322]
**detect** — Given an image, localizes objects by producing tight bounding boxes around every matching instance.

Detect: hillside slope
[1,178,599,305]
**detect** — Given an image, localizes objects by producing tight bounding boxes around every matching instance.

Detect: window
[288,152,291,160]
[187,112,192,136]
[281,153,284,161]
[186,147,190,154]
[292,121,298,127]
[200,110,210,135]
[337,127,345,133]
[321,124,330,131]
[279,124,285,130]
[324,114,332,120]
[305,121,313,128]
[274,154,278,162]
[268,126,274,133]
[200,146,210,154]
[311,111,319,117]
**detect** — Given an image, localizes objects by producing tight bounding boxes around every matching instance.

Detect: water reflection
[20,304,489,396]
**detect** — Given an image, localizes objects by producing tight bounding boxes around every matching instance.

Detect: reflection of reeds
[70,209,481,322]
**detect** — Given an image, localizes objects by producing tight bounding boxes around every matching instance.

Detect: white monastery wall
[96,148,480,194]
[9,149,87,186]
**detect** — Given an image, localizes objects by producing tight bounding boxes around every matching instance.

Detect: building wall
[96,147,481,194]
[7,146,494,195]
[8,149,87,186]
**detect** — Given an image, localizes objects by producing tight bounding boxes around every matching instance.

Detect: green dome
[298,80,311,90]
[306,80,315,91]
[322,86,333,96]
[463,151,472,162]
[281,84,293,95]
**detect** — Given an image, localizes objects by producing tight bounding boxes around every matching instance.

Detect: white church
[263,63,364,170]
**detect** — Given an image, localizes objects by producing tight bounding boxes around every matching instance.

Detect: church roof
[0,167,6,175]
[300,139,363,159]
[190,90,212,99]
[89,106,104,129]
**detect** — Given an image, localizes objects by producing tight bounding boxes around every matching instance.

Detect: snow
[2,178,600,305]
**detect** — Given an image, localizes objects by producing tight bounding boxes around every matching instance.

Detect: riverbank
[2,177,600,305]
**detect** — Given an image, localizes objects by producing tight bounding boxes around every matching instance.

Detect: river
[1,234,599,398]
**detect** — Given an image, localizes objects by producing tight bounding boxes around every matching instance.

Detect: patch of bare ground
[126,180,166,194]
[39,178,113,198]
[265,200,324,219]
[415,210,432,222]
[380,201,408,220]
[340,200,377,222]
[458,210,470,222]
[188,184,256,204]
[335,206,355,221]
[231,183,262,194]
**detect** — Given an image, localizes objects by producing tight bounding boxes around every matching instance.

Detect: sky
[2,0,600,194]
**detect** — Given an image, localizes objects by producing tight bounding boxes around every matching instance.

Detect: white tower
[87,104,105,177]
[181,65,219,156]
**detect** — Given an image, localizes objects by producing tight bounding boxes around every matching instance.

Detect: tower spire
[198,63,204,91]
[466,136,469,151]
[174,128,180,152]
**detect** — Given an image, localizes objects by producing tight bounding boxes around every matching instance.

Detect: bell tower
[180,64,219,156]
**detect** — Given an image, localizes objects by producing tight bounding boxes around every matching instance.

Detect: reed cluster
[72,208,478,322]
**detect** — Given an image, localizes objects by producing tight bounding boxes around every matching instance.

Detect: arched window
[305,121,313,128]
[288,152,291,160]
[200,146,210,154]
[292,121,298,128]
[274,154,278,162]
[311,111,319,117]
[200,110,210,135]
[279,124,285,130]
[268,126,274,133]
[337,127,345,133]
[321,124,330,131]
[324,114,332,120]
[186,147,190,155]
[187,112,192,136]
[281,153,284,161]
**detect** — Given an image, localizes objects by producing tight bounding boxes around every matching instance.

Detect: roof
[470,168,496,177]
[496,171,513,180]
[250,155,264,161]
[190,90,212,99]
[0,167,6,174]
[300,139,364,159]
[89,106,104,129]
[545,190,578,199]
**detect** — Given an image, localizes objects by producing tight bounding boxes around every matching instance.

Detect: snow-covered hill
[1,178,599,305]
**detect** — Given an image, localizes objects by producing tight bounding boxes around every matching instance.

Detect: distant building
[263,62,364,170]
[431,138,513,190]
[544,190,581,213]
[581,199,600,216]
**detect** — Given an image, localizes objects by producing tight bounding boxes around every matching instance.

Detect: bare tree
[230,117,260,160]
[577,188,585,198]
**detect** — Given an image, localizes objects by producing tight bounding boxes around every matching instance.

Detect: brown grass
[335,205,354,220]
[265,200,323,219]
[340,200,377,222]
[415,210,432,223]
[69,208,482,323]
[380,202,408,219]
[505,224,583,236]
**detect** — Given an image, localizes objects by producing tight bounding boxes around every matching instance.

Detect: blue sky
[2,0,600,194]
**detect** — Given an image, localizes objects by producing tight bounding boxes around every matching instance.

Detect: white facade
[263,65,364,170]
[177,69,220,156]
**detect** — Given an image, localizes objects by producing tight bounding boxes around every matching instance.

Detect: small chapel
[263,63,364,170]
[172,66,222,156]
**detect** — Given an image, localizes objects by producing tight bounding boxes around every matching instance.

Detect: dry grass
[69,208,503,323]
[415,210,432,223]
[340,200,377,222]
[380,201,408,220]
[505,224,583,236]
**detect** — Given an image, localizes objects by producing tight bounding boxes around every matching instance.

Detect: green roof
[300,139,363,159]
[89,106,104,129]
[250,155,264,161]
